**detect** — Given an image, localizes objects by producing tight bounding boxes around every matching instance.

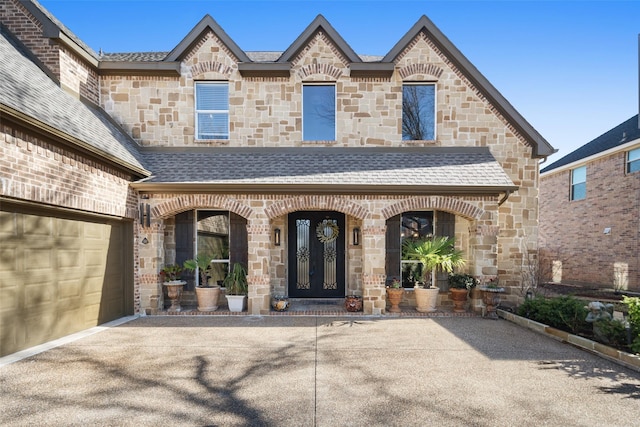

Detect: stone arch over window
[398,63,443,80]
[298,63,343,80]
[153,194,253,220]
[189,61,234,79]
[265,195,370,220]
[381,196,485,222]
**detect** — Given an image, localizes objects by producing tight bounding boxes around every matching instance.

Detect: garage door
[0,202,133,357]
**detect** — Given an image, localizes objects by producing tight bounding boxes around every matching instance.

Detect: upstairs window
[402,84,435,140]
[195,82,229,140]
[627,147,640,173]
[570,166,586,201]
[303,84,335,140]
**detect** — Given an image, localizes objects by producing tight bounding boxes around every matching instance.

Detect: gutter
[130,181,519,196]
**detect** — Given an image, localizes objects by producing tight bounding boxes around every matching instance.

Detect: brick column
[361,219,387,315]
[247,221,271,314]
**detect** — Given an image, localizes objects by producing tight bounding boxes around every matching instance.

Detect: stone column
[246,221,271,314]
[361,219,387,315]
[137,220,165,314]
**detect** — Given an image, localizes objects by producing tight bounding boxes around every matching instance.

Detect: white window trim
[302,83,337,141]
[627,147,640,173]
[570,166,587,201]
[194,81,229,140]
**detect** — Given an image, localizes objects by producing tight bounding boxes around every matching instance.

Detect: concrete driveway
[1,315,639,426]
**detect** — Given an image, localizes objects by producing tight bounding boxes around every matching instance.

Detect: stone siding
[540,149,640,291]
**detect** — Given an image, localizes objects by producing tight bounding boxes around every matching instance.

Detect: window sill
[402,140,438,146]
[300,140,337,146]
[194,139,230,146]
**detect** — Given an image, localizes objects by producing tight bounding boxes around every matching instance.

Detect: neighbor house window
[627,147,640,173]
[303,84,335,140]
[570,166,586,201]
[195,82,229,140]
[402,84,435,140]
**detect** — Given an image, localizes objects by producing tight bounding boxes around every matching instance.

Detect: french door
[288,211,345,297]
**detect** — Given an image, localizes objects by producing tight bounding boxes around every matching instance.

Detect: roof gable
[277,15,361,64]
[0,28,148,176]
[165,14,250,62]
[385,16,555,158]
[541,114,640,174]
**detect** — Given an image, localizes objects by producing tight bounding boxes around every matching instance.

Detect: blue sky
[39,0,639,163]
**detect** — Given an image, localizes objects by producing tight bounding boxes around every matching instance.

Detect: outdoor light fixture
[139,203,150,228]
[353,227,360,246]
[141,237,149,245]
[274,228,281,246]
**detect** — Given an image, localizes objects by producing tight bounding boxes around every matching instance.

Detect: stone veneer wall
[540,149,640,291]
[139,193,502,314]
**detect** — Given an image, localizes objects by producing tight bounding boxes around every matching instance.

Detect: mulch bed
[539,283,628,302]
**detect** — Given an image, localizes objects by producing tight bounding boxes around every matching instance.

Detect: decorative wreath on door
[316,220,339,243]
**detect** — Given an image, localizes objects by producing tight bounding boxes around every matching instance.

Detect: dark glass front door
[288,211,345,298]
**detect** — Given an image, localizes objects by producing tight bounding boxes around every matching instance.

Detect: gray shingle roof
[138,146,516,193]
[541,115,640,174]
[0,29,148,175]
[101,52,169,61]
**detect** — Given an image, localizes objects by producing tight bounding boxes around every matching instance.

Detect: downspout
[498,190,513,206]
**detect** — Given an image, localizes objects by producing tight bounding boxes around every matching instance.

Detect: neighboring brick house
[1,0,554,356]
[539,115,640,292]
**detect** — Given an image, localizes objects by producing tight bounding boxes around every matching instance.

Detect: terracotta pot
[414,286,439,312]
[195,285,220,312]
[449,288,468,313]
[345,295,363,312]
[386,288,404,313]
[480,286,505,319]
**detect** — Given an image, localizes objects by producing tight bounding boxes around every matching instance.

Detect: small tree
[183,254,214,287]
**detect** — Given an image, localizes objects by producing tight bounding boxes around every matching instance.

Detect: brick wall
[1,0,100,104]
[0,123,137,219]
[539,149,640,290]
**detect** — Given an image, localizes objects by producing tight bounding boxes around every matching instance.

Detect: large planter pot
[386,288,404,313]
[479,286,505,319]
[195,285,220,312]
[226,295,247,312]
[414,286,439,312]
[449,288,469,313]
[163,280,186,311]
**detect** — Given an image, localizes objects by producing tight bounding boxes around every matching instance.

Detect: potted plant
[478,277,504,319]
[402,236,466,312]
[183,254,220,312]
[448,273,478,313]
[160,264,185,311]
[223,262,248,312]
[386,278,404,313]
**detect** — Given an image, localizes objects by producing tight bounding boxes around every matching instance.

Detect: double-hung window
[195,82,229,140]
[402,84,435,140]
[570,166,586,201]
[627,147,640,173]
[303,84,335,141]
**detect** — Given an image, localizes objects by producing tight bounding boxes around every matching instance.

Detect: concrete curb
[498,309,640,373]
[0,315,140,367]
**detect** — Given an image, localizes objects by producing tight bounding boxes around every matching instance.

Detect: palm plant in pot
[183,254,220,312]
[448,273,478,313]
[402,236,466,312]
[223,262,248,312]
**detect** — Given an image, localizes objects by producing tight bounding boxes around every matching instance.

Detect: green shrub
[593,319,628,349]
[622,296,640,354]
[517,296,589,335]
